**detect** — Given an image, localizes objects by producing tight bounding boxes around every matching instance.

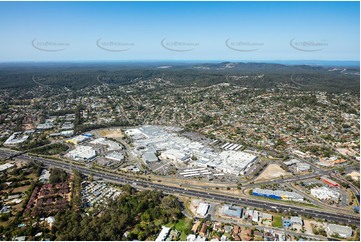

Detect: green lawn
[160,218,192,240]
[175,218,193,240]
[272,215,283,228]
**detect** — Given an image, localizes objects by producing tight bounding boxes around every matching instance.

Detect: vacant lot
[97,128,124,139]
[272,215,283,228]
[255,164,291,181]
[347,171,360,181]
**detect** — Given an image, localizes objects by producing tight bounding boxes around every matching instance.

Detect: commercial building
[90,138,121,151]
[290,216,303,225]
[261,213,273,223]
[296,162,311,172]
[196,202,210,217]
[326,224,353,238]
[143,152,158,163]
[320,176,340,187]
[125,125,257,176]
[155,226,171,241]
[105,152,124,162]
[221,205,243,218]
[252,188,304,202]
[215,151,257,175]
[245,208,259,222]
[66,135,91,145]
[283,159,301,166]
[66,145,97,161]
[310,186,340,201]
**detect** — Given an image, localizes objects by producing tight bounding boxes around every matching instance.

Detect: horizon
[0,60,359,67]
[0,1,359,62]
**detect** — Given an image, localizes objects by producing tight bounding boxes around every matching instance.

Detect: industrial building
[310,186,340,201]
[66,145,97,161]
[61,122,74,130]
[36,122,53,130]
[320,176,340,187]
[61,130,74,137]
[221,205,243,218]
[196,202,210,217]
[3,132,29,146]
[252,188,304,202]
[326,224,353,238]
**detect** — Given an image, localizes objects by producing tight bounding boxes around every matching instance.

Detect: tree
[49,168,68,184]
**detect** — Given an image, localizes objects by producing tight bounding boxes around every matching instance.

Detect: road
[2,150,358,226]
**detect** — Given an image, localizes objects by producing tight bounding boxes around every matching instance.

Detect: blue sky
[0,1,359,62]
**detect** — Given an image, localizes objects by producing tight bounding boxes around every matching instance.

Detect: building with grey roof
[105,152,124,162]
[326,224,353,238]
[221,205,243,218]
[283,159,301,166]
[290,216,303,225]
[143,152,158,163]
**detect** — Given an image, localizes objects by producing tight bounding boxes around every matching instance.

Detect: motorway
[1,150,359,227]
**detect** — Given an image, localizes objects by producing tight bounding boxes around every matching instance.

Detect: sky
[0,1,359,62]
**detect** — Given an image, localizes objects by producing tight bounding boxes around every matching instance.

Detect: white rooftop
[196,202,210,217]
[0,163,14,172]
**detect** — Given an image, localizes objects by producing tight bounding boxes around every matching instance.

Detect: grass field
[164,218,193,240]
[272,215,283,228]
[176,218,193,241]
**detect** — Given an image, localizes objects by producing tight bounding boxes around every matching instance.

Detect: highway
[2,150,358,226]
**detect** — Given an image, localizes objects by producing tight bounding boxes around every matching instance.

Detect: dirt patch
[303,219,326,235]
[254,164,291,181]
[189,198,202,215]
[98,128,124,139]
[11,185,31,194]
[347,171,360,181]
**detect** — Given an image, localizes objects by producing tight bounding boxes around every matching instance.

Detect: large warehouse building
[252,188,304,202]
[66,145,97,161]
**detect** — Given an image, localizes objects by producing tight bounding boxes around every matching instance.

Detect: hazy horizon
[0,1,359,62]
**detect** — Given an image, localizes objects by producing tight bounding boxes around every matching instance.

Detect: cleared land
[96,128,125,139]
[254,164,291,181]
[347,171,360,181]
